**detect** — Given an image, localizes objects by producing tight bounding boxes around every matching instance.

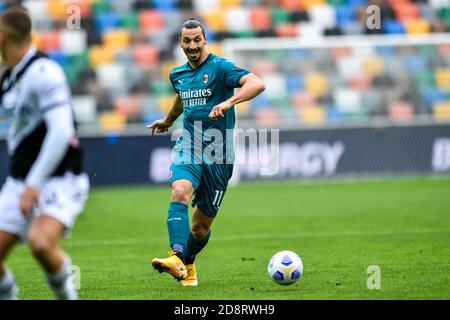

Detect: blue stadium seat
[336,5,355,27]
[95,12,120,34]
[326,106,346,121]
[143,111,165,124]
[345,0,368,6]
[0,3,4,12]
[152,0,177,11]
[383,20,405,34]
[286,74,304,93]
[422,88,449,108]
[250,92,271,111]
[49,51,69,68]
[375,45,396,56]
[404,55,428,74]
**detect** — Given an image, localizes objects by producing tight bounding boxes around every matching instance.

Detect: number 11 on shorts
[213,190,224,208]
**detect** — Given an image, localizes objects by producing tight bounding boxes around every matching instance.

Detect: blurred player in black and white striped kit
[0,7,89,300]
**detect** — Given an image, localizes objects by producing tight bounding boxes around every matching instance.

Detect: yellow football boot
[180,263,198,287]
[152,251,187,280]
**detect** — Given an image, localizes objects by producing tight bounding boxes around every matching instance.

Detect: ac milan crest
[202,74,209,84]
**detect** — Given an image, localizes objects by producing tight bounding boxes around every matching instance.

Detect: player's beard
[186,48,201,62]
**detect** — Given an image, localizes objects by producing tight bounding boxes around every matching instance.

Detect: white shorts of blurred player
[0,172,89,242]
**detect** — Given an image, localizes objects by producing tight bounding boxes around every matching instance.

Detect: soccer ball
[267,250,303,285]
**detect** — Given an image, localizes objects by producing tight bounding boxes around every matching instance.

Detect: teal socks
[185,229,211,264]
[167,202,190,256]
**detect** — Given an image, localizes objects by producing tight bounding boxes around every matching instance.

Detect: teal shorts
[169,162,234,218]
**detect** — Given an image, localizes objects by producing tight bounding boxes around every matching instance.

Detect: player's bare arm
[147,94,183,135]
[209,73,265,120]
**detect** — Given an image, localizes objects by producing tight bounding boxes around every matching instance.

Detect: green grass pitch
[6,177,450,300]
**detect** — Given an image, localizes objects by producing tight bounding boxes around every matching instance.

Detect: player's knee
[29,235,53,258]
[171,185,191,204]
[191,224,209,240]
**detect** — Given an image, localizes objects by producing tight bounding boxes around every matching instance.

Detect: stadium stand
[0,0,449,130]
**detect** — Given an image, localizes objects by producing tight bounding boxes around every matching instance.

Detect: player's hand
[209,101,232,121]
[20,186,40,216]
[147,118,173,136]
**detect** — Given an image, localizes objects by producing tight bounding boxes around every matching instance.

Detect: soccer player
[148,19,265,286]
[0,7,89,300]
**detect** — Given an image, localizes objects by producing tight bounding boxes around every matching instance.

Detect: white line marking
[63,229,450,247]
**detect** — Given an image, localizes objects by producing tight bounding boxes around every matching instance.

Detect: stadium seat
[255,109,281,126]
[99,111,126,132]
[348,75,371,91]
[271,8,291,27]
[47,0,68,20]
[136,94,157,114]
[73,95,98,124]
[250,92,271,111]
[429,0,450,9]
[422,87,448,107]
[362,56,384,77]
[405,19,431,34]
[132,44,159,67]
[103,29,132,50]
[91,0,110,14]
[120,12,138,32]
[138,10,164,33]
[337,55,362,79]
[308,4,336,29]
[153,0,177,11]
[157,95,175,114]
[262,74,287,99]
[326,106,346,121]
[114,96,140,120]
[235,100,251,117]
[414,71,435,90]
[303,0,326,9]
[330,46,351,59]
[433,102,450,120]
[89,45,116,67]
[300,106,325,124]
[388,102,415,121]
[435,68,450,90]
[193,0,219,13]
[334,88,362,112]
[206,42,223,56]
[286,74,304,93]
[38,31,61,52]
[297,21,324,38]
[275,24,299,37]
[336,5,355,26]
[202,10,226,32]
[225,8,251,33]
[305,72,328,96]
[292,91,317,109]
[249,7,272,31]
[23,0,48,21]
[341,20,363,36]
[96,63,127,91]
[221,0,241,9]
[383,20,406,34]
[279,0,304,10]
[404,55,428,74]
[95,12,121,34]
[48,51,69,68]
[142,111,166,125]
[60,29,87,55]
[392,2,420,23]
